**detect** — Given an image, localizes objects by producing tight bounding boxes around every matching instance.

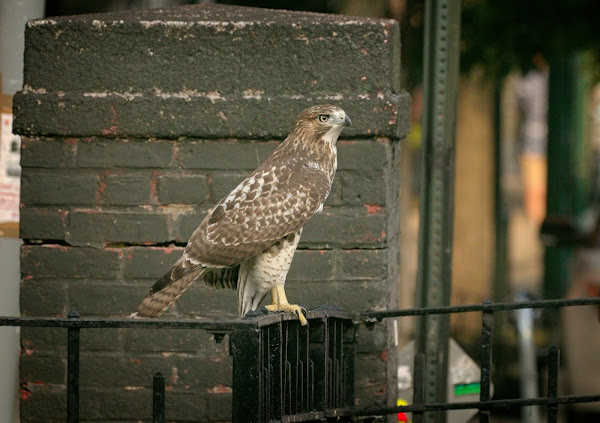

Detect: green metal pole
[415,0,461,422]
[545,52,592,299]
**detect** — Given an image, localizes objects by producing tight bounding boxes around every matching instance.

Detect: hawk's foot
[267,284,308,325]
[265,303,308,326]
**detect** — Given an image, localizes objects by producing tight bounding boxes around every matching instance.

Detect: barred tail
[131,264,206,318]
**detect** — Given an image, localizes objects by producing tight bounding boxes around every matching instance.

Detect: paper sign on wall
[0,112,20,236]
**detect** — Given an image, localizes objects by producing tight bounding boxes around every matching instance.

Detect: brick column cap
[14,3,409,139]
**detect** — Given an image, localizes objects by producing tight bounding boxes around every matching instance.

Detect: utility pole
[415,0,462,422]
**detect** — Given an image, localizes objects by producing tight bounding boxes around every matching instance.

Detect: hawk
[132,105,352,325]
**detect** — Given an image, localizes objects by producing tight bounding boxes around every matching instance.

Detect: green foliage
[400,0,600,87]
[461,0,600,80]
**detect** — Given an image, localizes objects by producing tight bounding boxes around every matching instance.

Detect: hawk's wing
[184,154,332,269]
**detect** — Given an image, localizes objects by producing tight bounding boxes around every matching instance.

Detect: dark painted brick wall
[15,3,408,422]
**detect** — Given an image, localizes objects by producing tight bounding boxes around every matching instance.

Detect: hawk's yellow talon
[265,303,308,325]
[265,285,308,325]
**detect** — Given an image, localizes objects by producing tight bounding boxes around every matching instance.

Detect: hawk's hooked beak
[344,115,352,127]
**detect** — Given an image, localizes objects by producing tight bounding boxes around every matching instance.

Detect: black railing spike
[67,311,80,423]
[153,372,166,423]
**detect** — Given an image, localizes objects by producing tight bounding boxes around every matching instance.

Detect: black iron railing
[357,297,600,422]
[1,308,355,423]
[3,297,600,422]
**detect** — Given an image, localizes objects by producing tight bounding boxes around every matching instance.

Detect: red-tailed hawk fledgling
[132,105,352,325]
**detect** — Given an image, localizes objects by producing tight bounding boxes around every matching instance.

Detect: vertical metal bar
[230,325,262,423]
[342,321,355,410]
[327,318,334,407]
[413,352,425,423]
[283,321,293,415]
[309,319,327,411]
[67,311,80,423]
[547,346,560,423]
[415,0,462,421]
[479,301,494,423]
[270,322,283,419]
[153,372,166,423]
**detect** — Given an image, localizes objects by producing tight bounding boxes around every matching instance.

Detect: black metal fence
[1,307,355,423]
[358,297,600,422]
[2,298,600,422]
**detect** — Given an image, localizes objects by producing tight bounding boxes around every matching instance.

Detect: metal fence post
[415,0,462,422]
[479,301,494,423]
[153,372,166,423]
[67,311,80,423]
[230,324,263,422]
[413,352,425,423]
[547,346,560,423]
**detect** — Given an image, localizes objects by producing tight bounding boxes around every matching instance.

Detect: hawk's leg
[265,284,308,326]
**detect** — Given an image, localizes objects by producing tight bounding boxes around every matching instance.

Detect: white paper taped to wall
[0,112,20,228]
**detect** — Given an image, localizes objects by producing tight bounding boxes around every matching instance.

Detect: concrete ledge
[22,4,400,94]
[14,90,409,138]
[14,3,409,139]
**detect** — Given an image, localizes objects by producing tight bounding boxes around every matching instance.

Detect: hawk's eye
[317,114,329,123]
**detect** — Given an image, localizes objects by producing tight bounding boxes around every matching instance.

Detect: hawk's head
[290,104,352,142]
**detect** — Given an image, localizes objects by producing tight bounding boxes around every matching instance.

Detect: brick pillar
[15,4,410,421]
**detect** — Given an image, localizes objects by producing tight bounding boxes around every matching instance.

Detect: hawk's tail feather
[133,266,206,318]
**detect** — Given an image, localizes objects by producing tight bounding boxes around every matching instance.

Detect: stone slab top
[15,3,409,139]
[30,3,396,26]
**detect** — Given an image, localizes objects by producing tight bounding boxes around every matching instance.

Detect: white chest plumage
[236,229,303,316]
